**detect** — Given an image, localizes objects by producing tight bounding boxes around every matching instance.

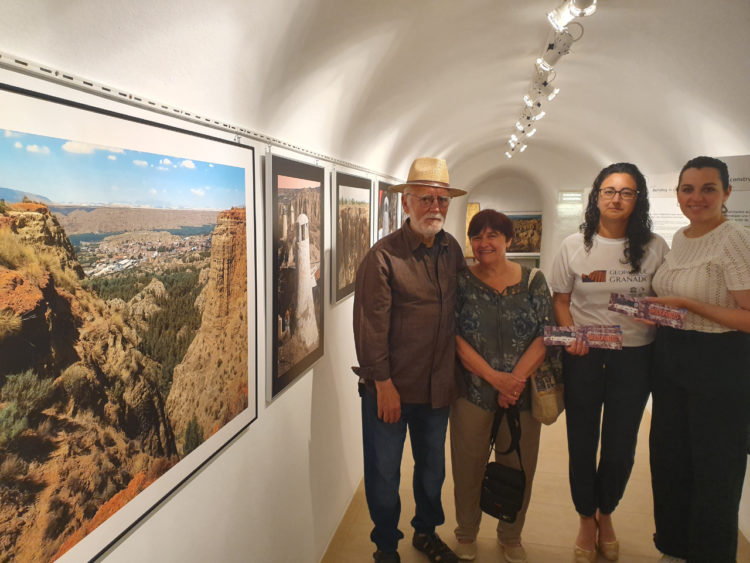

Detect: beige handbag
[528,268,565,425]
[530,351,564,424]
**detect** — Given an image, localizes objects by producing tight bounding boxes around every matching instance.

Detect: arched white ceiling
[1,0,748,196]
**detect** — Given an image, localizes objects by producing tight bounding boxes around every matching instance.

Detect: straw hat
[389,157,466,197]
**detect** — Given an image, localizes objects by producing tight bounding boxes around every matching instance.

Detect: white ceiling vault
[0,0,748,197]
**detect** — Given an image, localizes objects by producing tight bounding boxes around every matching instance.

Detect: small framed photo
[375,181,399,242]
[333,171,371,302]
[267,154,325,400]
[506,212,543,254]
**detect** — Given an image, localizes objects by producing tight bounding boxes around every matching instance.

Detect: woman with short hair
[451,209,554,563]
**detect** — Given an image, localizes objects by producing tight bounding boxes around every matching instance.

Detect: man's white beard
[410,213,444,238]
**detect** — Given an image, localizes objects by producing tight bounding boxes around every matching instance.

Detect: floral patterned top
[455,266,554,412]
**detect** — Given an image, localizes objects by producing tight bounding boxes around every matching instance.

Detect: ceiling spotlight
[529,79,560,102]
[544,83,560,101]
[538,29,574,70]
[516,111,538,137]
[517,109,537,131]
[519,143,528,153]
[505,151,513,159]
[524,100,546,121]
[548,0,597,32]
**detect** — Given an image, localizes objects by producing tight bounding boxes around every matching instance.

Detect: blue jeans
[361,390,450,552]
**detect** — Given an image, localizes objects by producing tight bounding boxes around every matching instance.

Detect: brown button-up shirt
[352,220,466,408]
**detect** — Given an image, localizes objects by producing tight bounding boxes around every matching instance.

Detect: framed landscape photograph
[506,212,543,255]
[267,154,324,400]
[376,181,398,242]
[0,70,256,562]
[334,172,371,302]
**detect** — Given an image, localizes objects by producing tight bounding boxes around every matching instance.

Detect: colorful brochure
[607,293,686,329]
[543,325,623,350]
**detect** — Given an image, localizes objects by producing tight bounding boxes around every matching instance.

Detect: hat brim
[388,181,467,197]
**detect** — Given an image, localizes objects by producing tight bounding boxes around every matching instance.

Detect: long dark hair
[581,162,653,273]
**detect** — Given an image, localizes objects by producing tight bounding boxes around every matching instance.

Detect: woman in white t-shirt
[549,162,668,563]
[649,156,750,563]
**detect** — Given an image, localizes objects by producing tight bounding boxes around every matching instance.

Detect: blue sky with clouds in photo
[1,128,246,210]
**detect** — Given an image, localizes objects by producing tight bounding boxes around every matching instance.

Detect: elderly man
[353,157,466,563]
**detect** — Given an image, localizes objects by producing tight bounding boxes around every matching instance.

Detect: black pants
[650,327,750,562]
[563,345,651,516]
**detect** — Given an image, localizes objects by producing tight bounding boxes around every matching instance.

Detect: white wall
[444,170,542,250]
[444,168,584,275]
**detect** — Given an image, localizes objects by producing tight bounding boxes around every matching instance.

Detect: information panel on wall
[649,155,750,246]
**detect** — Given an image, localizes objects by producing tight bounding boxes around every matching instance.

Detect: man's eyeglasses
[406,194,451,208]
[598,187,639,201]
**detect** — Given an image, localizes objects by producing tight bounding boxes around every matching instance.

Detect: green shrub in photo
[0,309,22,343]
[60,364,93,406]
[183,415,204,456]
[0,403,28,448]
[1,370,55,419]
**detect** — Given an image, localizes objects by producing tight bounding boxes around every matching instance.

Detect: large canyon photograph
[0,126,251,561]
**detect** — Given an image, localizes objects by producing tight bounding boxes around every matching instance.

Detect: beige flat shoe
[574,544,596,563]
[499,541,527,563]
[598,539,619,561]
[454,540,477,561]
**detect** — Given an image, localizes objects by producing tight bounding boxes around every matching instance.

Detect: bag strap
[484,268,536,472]
[528,267,539,289]
[487,406,524,472]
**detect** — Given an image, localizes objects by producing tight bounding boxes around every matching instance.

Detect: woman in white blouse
[650,156,750,563]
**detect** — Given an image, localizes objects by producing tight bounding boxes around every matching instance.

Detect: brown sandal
[412,533,458,563]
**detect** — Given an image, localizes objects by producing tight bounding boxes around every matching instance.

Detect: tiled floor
[323,411,750,562]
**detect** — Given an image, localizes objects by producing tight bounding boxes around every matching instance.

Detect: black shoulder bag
[479,406,526,523]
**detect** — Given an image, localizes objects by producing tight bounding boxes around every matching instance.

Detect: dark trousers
[361,390,450,552]
[563,345,651,516]
[650,327,750,562]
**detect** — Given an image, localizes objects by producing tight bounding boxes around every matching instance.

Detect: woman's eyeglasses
[406,194,451,208]
[598,187,639,201]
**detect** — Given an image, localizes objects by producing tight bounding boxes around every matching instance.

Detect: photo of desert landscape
[508,213,543,253]
[0,126,250,561]
[465,202,480,257]
[376,182,398,241]
[336,177,370,300]
[272,158,324,397]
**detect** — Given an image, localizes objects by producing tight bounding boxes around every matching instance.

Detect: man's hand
[374,379,401,423]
